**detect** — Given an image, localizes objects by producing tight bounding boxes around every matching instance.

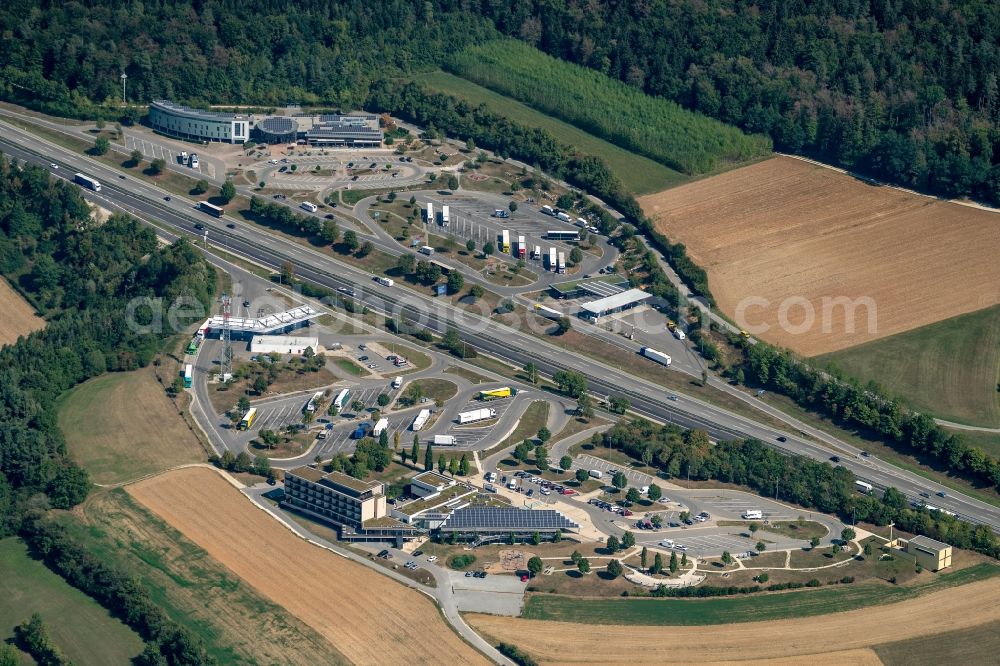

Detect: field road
[3,117,1000,534]
[466,575,1000,664]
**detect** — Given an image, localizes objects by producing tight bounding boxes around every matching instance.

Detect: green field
[874,619,1000,665]
[946,429,1000,458]
[520,563,999,625]
[815,305,1000,428]
[333,357,370,377]
[0,538,144,664]
[414,71,687,195]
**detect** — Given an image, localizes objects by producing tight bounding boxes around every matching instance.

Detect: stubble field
[466,575,1000,664]
[127,467,487,666]
[640,156,1000,356]
[0,278,44,345]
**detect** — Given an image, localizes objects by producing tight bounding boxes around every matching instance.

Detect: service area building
[579,288,651,322]
[149,100,249,144]
[903,535,953,571]
[249,335,319,355]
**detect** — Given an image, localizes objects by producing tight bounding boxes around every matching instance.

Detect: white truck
[532,245,541,259]
[673,328,686,340]
[375,276,394,287]
[189,154,199,168]
[556,211,572,223]
[589,469,603,479]
[392,376,403,389]
[855,480,874,494]
[640,346,672,367]
[411,408,431,431]
[541,205,554,216]
[575,217,588,227]
[419,245,434,256]
[457,407,496,424]
[426,202,434,223]
[742,509,763,520]
[557,252,566,273]
[433,434,456,446]
[300,201,318,213]
[441,205,450,226]
[372,418,390,437]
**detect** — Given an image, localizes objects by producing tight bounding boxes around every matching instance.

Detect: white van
[419,246,434,256]
[640,485,650,495]
[300,201,318,213]
[742,509,763,520]
[589,469,603,480]
[392,376,403,389]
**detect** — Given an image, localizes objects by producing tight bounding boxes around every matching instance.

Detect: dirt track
[466,576,1000,664]
[0,278,44,346]
[128,467,487,666]
[639,157,1000,355]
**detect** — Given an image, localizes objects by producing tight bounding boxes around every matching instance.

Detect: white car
[675,544,688,551]
[660,539,674,548]
[540,488,551,495]
[427,555,438,563]
[49,163,58,169]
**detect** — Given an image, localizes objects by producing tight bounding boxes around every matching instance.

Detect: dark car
[193,223,205,230]
[266,477,276,486]
[163,195,171,201]
[226,223,235,228]
[330,202,337,207]
[377,549,389,558]
[776,436,787,442]
[920,492,930,498]
[830,455,840,463]
[936,491,947,497]
[118,174,126,179]
[325,214,335,219]
[412,550,423,557]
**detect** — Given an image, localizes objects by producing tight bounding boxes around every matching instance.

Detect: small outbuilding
[903,535,952,571]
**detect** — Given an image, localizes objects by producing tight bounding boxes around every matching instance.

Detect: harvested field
[640,156,1000,356]
[466,575,1000,664]
[128,467,487,666]
[0,278,44,346]
[56,365,205,485]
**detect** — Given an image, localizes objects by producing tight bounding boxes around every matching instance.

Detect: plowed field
[640,156,1000,355]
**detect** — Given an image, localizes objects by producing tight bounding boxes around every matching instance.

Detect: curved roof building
[149,100,249,144]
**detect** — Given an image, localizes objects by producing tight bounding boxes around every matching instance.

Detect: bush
[449,554,476,570]
[497,643,538,666]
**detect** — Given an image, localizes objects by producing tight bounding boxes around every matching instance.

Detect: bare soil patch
[467,576,1000,664]
[0,278,44,345]
[640,156,1000,355]
[128,467,486,666]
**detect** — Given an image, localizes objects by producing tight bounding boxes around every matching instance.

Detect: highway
[3,120,999,533]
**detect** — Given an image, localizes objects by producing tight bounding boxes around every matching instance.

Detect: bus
[73,173,102,192]
[333,388,351,411]
[545,230,579,242]
[183,364,193,388]
[238,407,258,430]
[199,201,224,217]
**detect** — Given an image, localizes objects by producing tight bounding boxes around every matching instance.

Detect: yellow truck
[479,387,517,400]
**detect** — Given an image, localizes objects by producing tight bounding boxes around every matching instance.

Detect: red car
[520,574,529,582]
[561,488,577,495]
[622,509,633,517]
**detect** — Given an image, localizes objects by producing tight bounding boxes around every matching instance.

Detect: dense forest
[0,155,216,531]
[600,419,999,558]
[2,1,998,203]
[479,0,1000,203]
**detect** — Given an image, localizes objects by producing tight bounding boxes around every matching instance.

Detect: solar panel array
[444,507,579,531]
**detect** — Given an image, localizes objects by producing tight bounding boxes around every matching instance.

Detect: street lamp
[120,72,127,105]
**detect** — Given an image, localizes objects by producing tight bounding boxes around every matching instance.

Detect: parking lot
[573,454,656,489]
[441,396,519,448]
[690,495,800,522]
[123,135,212,178]
[313,410,417,457]
[639,530,764,558]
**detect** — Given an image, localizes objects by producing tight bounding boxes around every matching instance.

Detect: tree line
[21,517,214,665]
[599,419,999,559]
[449,40,772,175]
[740,341,1000,494]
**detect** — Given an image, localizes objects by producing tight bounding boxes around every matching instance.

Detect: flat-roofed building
[903,535,953,571]
[249,335,319,355]
[579,288,651,322]
[410,471,456,498]
[149,100,249,144]
[283,466,386,529]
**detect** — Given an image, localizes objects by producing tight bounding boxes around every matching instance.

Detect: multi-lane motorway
[2,119,998,533]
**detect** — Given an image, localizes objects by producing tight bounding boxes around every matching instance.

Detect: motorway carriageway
[3,125,999,533]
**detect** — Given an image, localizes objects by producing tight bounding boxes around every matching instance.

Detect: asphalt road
[3,120,998,533]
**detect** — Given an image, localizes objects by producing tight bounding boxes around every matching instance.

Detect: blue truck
[352,422,373,439]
